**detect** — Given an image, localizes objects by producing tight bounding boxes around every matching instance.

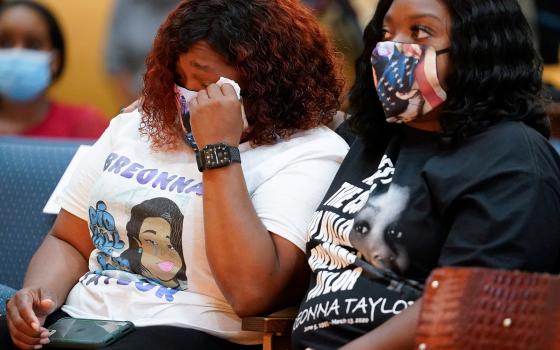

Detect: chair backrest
[0,137,87,288]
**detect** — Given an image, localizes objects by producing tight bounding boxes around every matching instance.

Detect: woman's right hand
[6,287,57,349]
[5,210,92,349]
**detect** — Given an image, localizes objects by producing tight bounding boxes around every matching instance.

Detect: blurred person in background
[303,0,363,63]
[0,0,108,139]
[304,0,363,116]
[105,0,179,107]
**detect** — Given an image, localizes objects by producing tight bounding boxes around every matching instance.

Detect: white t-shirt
[58,111,348,344]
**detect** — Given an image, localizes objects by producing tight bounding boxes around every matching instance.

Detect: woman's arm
[340,299,421,350]
[189,84,314,316]
[23,209,93,305]
[202,164,309,316]
[6,210,93,349]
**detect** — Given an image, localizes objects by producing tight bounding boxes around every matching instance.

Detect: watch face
[204,144,232,169]
[197,143,240,172]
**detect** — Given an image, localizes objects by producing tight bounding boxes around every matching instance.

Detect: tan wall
[350,0,377,29]
[31,1,380,120]
[35,0,120,119]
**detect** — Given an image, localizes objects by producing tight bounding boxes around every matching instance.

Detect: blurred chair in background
[518,0,539,45]
[546,86,560,151]
[520,0,560,150]
[0,1,108,139]
[536,0,560,64]
[537,0,560,150]
[104,0,180,106]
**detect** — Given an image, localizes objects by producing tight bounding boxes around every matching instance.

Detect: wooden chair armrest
[242,307,298,350]
[241,306,298,333]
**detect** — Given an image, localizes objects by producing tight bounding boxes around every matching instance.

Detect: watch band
[227,145,241,163]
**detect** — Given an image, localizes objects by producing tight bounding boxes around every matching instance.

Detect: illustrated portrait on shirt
[349,184,411,275]
[120,197,188,290]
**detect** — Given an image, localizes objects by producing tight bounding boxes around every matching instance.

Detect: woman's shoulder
[95,108,141,133]
[461,121,559,172]
[241,126,349,175]
[295,125,350,147]
[429,121,560,190]
[94,108,145,143]
[109,108,143,127]
[257,126,349,157]
[478,121,546,141]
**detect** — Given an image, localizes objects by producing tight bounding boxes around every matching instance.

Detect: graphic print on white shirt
[59,111,348,343]
[121,198,187,290]
[90,198,188,290]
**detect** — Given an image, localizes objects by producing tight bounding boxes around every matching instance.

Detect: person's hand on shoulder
[6,287,57,349]
[120,99,141,114]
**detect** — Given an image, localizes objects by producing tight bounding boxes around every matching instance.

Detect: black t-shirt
[292,122,560,350]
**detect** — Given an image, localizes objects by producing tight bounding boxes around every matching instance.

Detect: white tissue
[216,77,248,130]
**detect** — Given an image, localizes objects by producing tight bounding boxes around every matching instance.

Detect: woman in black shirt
[292,0,560,349]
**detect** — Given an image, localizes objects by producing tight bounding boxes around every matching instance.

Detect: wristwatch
[196,143,241,172]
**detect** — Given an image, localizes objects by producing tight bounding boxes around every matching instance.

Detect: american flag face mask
[371,41,449,123]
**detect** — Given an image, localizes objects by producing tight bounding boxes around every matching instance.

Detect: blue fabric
[550,138,560,154]
[0,284,16,316]
[0,137,89,289]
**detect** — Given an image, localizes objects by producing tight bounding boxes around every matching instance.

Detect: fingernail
[34,345,42,349]
[31,322,39,331]
[40,338,50,344]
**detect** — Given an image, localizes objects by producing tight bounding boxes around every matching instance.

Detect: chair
[242,307,298,350]
[0,136,86,314]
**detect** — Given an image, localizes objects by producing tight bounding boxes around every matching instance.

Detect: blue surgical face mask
[0,48,52,102]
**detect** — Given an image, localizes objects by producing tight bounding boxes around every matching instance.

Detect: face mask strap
[436,47,451,55]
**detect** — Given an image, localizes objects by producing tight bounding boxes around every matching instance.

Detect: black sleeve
[438,171,560,273]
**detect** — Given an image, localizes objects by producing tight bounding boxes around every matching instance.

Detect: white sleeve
[58,117,118,221]
[252,153,343,253]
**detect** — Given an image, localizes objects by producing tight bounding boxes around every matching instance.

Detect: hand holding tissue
[176,77,248,132]
[186,76,248,147]
[215,77,248,131]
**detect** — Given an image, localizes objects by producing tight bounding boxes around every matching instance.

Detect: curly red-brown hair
[141,0,343,150]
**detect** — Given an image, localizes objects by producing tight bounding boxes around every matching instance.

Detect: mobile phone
[45,317,135,349]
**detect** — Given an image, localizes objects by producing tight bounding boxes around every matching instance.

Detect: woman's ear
[49,50,61,80]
